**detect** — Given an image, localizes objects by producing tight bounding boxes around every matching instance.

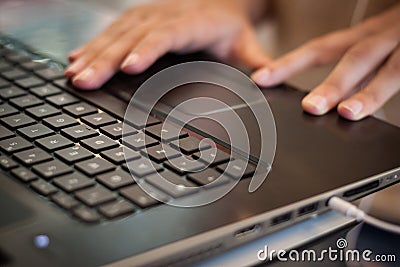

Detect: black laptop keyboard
[0,41,256,223]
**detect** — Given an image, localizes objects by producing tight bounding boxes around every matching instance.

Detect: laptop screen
[0,0,117,64]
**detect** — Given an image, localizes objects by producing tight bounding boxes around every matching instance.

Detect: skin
[66,0,400,121]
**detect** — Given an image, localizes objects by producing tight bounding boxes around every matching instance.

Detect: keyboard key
[193,148,231,166]
[122,132,158,150]
[170,136,211,155]
[1,114,35,129]
[50,192,79,210]
[145,123,188,142]
[0,155,18,170]
[81,113,117,128]
[124,157,162,177]
[97,169,135,189]
[0,61,13,72]
[32,160,73,179]
[9,94,43,109]
[100,147,140,165]
[30,84,61,98]
[53,173,95,192]
[216,159,256,179]
[80,135,119,153]
[75,186,116,206]
[119,185,163,208]
[0,48,18,57]
[125,109,161,129]
[43,114,79,130]
[14,148,52,166]
[25,104,61,119]
[0,104,18,118]
[36,135,74,152]
[0,136,33,153]
[60,124,98,142]
[15,76,45,89]
[6,53,31,63]
[55,146,94,164]
[0,86,27,99]
[0,125,15,140]
[143,144,181,163]
[100,123,137,140]
[46,93,79,107]
[75,157,115,177]
[145,170,198,198]
[11,167,37,182]
[73,207,101,223]
[31,179,58,196]
[1,68,29,80]
[20,61,48,71]
[35,68,64,80]
[17,124,54,140]
[0,77,11,88]
[164,157,205,175]
[63,102,97,118]
[98,200,135,219]
[187,169,230,187]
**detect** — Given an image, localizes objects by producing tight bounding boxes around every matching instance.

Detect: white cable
[328,196,400,234]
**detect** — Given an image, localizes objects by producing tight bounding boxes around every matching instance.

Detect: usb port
[234,224,261,238]
[298,202,318,216]
[271,212,292,226]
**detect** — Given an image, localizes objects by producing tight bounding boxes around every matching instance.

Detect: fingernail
[73,68,94,82]
[252,69,271,86]
[342,100,363,116]
[65,60,85,76]
[121,53,140,69]
[304,95,328,113]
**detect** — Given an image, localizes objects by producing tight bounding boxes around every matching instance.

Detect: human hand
[65,0,270,90]
[252,4,400,121]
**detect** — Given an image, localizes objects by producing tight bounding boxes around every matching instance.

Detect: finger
[302,30,399,115]
[68,47,84,62]
[120,31,173,74]
[121,19,193,74]
[252,29,363,87]
[338,46,400,121]
[72,24,154,89]
[65,15,141,77]
[230,25,271,69]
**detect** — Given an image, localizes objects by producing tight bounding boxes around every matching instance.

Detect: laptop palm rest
[0,188,33,228]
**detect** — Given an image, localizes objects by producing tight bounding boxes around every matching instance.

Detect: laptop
[0,0,399,266]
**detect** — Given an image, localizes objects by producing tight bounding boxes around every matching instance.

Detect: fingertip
[71,68,101,90]
[68,47,83,61]
[251,68,272,87]
[67,54,77,63]
[120,53,153,74]
[337,100,365,121]
[64,69,75,79]
[301,94,329,115]
[65,59,86,79]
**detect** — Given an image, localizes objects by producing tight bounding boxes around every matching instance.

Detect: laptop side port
[298,202,318,216]
[234,224,261,239]
[271,212,292,226]
[343,180,380,197]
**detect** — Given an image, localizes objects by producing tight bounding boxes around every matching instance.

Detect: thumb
[232,25,272,69]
